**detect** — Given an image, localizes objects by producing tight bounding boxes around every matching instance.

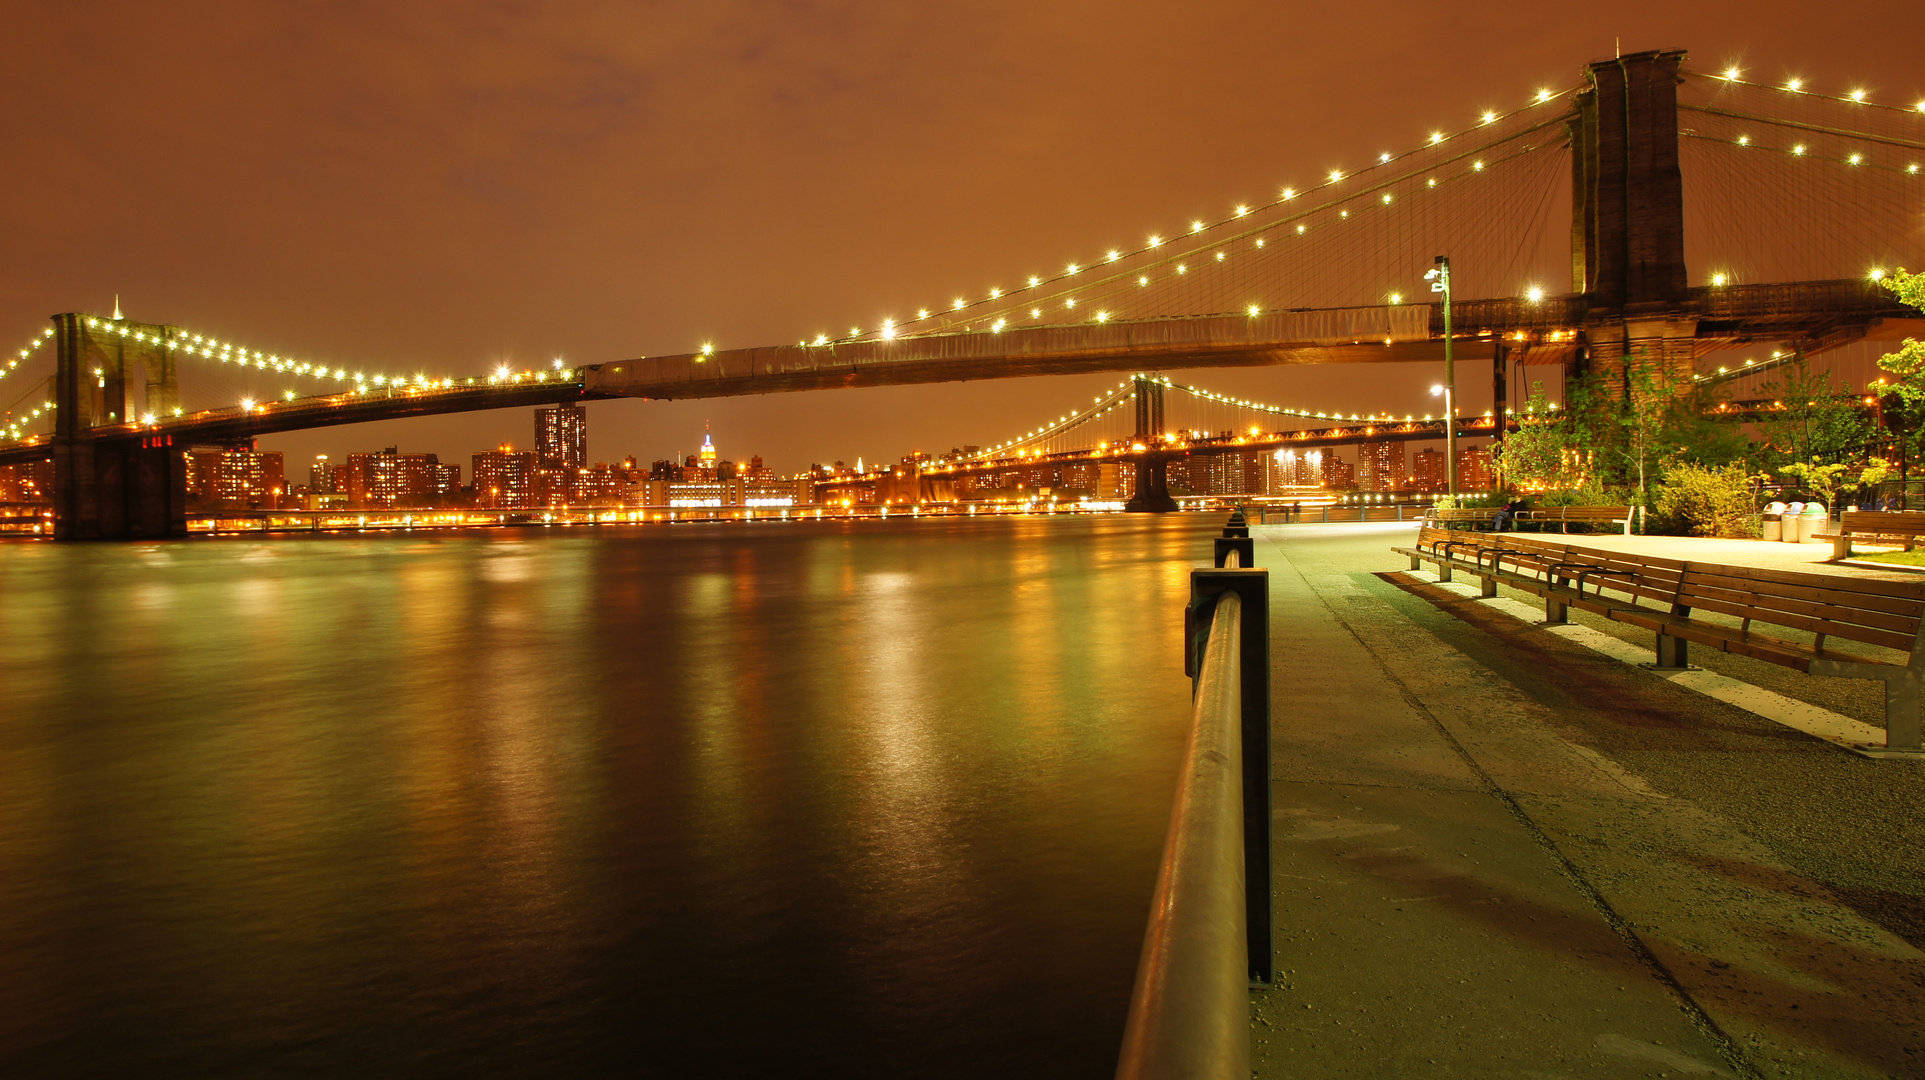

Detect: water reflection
[0,515,1215,1078]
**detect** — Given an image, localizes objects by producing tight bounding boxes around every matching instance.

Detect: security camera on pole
[1425,256,1456,497]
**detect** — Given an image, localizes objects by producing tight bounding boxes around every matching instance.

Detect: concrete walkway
[1247,521,1925,1080]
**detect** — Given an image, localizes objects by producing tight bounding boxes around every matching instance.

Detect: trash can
[1761,513,1782,542]
[1781,503,1805,542]
[1795,504,1827,543]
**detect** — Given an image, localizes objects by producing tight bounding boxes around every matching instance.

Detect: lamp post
[1425,256,1456,496]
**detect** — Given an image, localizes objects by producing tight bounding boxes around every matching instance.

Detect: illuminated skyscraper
[536,404,587,469]
[1410,448,1446,492]
[341,447,458,508]
[1356,440,1407,492]
[473,445,539,508]
[185,446,285,508]
[698,422,718,471]
[1456,445,1494,490]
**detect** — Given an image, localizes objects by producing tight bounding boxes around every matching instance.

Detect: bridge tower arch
[1124,374,1178,513]
[51,312,189,539]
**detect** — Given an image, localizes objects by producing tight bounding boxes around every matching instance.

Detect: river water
[0,514,1216,1078]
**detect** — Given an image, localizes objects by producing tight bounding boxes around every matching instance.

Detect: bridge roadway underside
[587,321,1508,402]
[585,286,1922,402]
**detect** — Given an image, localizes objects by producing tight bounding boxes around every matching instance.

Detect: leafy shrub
[1651,462,1759,537]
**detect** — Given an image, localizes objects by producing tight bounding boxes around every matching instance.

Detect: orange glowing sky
[3,3,1918,472]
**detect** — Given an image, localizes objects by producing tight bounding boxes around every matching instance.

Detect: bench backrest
[1839,510,1925,536]
[1427,507,1492,522]
[1673,563,1925,657]
[1534,506,1635,520]
[1516,542,1925,659]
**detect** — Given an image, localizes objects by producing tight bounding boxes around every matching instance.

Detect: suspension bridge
[2,49,1921,537]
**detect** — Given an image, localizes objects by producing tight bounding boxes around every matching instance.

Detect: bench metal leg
[1810,659,1925,753]
[1479,576,1497,599]
[1545,597,1567,624]
[1885,672,1922,752]
[1653,633,1689,669]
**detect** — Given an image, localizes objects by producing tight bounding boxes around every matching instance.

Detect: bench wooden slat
[1677,581,1923,638]
[1390,531,1925,750]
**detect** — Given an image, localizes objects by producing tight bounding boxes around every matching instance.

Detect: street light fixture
[1425,256,1456,495]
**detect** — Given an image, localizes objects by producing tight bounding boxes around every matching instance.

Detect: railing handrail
[1116,516,1272,1080]
[1116,589,1249,1080]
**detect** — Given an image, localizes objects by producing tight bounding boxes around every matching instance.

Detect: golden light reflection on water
[0,517,1218,1078]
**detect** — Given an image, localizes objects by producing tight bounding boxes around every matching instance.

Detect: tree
[1753,357,1876,470]
[1872,269,1925,499]
[1875,269,1925,380]
[1565,356,1696,504]
[1500,382,1582,492]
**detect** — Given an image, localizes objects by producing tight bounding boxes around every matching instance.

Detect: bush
[1651,462,1758,537]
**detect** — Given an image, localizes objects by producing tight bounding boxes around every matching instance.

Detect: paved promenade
[1247,522,1924,1079]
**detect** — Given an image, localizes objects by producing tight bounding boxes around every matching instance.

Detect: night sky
[3,3,1918,474]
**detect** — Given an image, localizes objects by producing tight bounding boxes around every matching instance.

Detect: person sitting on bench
[1491,496,1527,532]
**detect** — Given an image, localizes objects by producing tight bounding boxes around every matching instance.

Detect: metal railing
[1116,513,1272,1080]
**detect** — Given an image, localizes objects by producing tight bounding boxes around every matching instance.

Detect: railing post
[1214,512,1254,567]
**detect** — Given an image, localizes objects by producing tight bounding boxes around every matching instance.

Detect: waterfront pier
[1234,521,1922,1078]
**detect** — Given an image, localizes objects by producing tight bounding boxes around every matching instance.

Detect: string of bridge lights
[1686,131,1924,181]
[76,315,581,414]
[761,83,1584,356]
[1,329,54,386]
[974,380,1137,457]
[875,131,1564,346]
[766,62,1925,357]
[1695,66,1925,115]
[79,315,454,394]
[972,375,1561,462]
[3,399,53,441]
[1684,127,1921,286]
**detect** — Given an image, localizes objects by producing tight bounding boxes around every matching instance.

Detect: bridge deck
[587,281,1919,400]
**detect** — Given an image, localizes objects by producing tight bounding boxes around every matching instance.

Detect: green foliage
[1778,459,1848,509]
[1531,478,1615,508]
[1433,492,1504,510]
[1872,271,1925,479]
[1651,461,1760,538]
[1501,383,1584,492]
[1752,359,1877,471]
[1874,269,1925,383]
[1561,357,1732,502]
[1861,457,1894,487]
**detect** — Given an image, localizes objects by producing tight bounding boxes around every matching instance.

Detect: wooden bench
[1422,507,1498,530]
[1513,505,1639,535]
[1817,510,1925,560]
[1390,530,1925,752]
